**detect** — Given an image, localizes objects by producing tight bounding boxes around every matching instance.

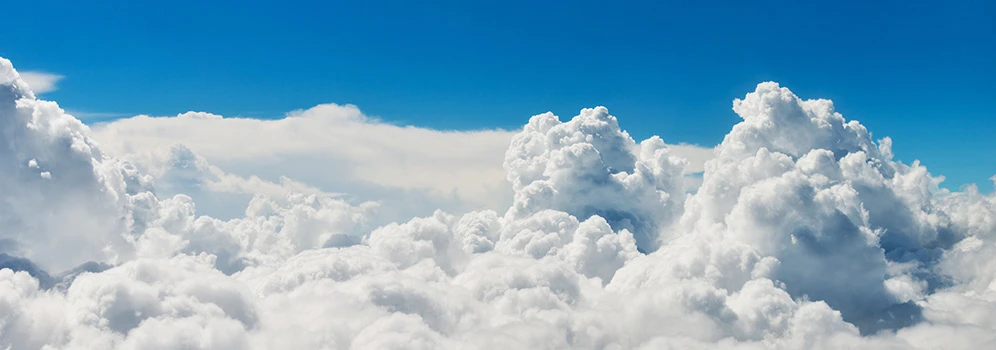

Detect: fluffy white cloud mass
[88,106,513,223]
[2,56,995,349]
[86,103,712,223]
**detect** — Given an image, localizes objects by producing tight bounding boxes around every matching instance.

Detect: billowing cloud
[2,56,995,350]
[87,102,713,223]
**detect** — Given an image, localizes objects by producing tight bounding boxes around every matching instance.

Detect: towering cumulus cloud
[1,57,994,349]
[503,108,686,252]
[0,58,150,272]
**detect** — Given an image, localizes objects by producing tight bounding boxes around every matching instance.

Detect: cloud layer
[87,102,712,224]
[88,106,514,223]
[2,56,995,349]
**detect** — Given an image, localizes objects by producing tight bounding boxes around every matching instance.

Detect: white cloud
[92,108,510,195]
[88,105,713,223]
[665,143,716,174]
[65,110,134,121]
[503,108,687,252]
[17,71,63,94]
[89,107,514,222]
[3,56,996,350]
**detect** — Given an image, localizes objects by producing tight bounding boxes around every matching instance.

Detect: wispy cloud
[66,110,134,121]
[18,71,64,94]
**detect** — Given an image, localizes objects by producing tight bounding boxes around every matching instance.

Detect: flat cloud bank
[1,56,995,349]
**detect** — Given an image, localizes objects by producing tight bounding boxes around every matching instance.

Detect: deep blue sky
[3,0,994,191]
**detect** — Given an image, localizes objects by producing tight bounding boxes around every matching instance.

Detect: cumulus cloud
[503,108,687,252]
[86,105,713,222]
[2,56,996,350]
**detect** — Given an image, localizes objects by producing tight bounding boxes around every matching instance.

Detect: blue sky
[3,0,994,191]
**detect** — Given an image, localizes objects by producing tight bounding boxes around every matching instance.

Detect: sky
[3,0,994,191]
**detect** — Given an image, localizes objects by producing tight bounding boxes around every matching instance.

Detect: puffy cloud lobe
[1,57,996,349]
[0,256,255,350]
[0,58,154,272]
[504,107,687,252]
[672,83,975,334]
